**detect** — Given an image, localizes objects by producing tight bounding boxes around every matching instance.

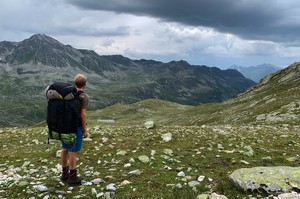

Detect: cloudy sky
[1,0,300,68]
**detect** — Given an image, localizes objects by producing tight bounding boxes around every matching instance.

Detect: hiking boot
[68,174,82,185]
[60,173,69,182]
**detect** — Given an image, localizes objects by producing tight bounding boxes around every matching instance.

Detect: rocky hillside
[90,61,300,127]
[1,122,299,198]
[0,34,255,127]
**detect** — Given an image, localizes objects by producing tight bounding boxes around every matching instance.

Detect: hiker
[60,74,89,185]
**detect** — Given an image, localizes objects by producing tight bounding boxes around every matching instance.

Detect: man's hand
[83,129,88,138]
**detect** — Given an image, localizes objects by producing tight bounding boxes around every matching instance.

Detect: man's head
[74,74,87,89]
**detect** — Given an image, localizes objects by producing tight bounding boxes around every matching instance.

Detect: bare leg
[69,152,77,170]
[61,149,69,167]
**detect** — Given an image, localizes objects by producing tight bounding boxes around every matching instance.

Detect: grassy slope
[1,125,299,198]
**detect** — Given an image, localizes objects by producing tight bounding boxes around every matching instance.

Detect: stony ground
[0,124,300,198]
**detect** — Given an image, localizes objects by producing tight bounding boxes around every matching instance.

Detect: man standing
[60,74,89,185]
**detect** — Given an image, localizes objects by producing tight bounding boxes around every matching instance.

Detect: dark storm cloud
[66,0,300,42]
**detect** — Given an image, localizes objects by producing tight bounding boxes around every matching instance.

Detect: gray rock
[124,163,131,168]
[82,181,93,186]
[18,181,29,187]
[262,156,272,160]
[91,188,97,196]
[278,192,300,199]
[106,183,116,192]
[210,193,228,199]
[138,155,150,163]
[243,146,254,156]
[188,181,200,187]
[116,150,127,156]
[91,178,104,185]
[33,185,48,192]
[177,171,185,177]
[239,160,250,165]
[151,150,156,156]
[104,192,111,199]
[198,175,205,182]
[175,183,183,189]
[287,157,298,162]
[161,133,172,142]
[120,180,131,186]
[197,194,209,199]
[128,169,143,175]
[22,161,31,168]
[163,149,173,156]
[83,137,93,142]
[256,114,266,121]
[217,144,224,150]
[144,121,155,129]
[56,150,62,158]
[229,166,300,194]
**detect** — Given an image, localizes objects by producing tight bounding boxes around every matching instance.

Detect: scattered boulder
[144,121,155,129]
[278,192,300,199]
[116,150,127,156]
[229,166,300,195]
[188,181,200,187]
[106,183,116,192]
[256,114,266,121]
[286,157,298,162]
[210,193,228,199]
[18,181,29,187]
[161,133,172,142]
[83,137,93,142]
[128,169,143,175]
[33,185,48,193]
[163,149,173,156]
[197,194,209,199]
[56,150,62,158]
[196,193,227,199]
[120,180,131,186]
[91,178,105,185]
[243,146,254,156]
[198,175,205,182]
[177,171,185,177]
[138,155,150,163]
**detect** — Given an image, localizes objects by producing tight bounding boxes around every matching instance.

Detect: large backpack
[46,82,83,144]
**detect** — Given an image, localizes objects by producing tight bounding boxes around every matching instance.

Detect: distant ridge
[230,64,281,82]
[0,34,255,127]
[93,61,300,126]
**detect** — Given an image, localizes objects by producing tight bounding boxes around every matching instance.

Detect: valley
[0,34,255,128]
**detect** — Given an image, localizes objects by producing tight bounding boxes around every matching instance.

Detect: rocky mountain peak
[2,34,81,67]
[28,34,59,43]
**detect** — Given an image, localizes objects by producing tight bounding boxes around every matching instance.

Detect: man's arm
[80,108,88,138]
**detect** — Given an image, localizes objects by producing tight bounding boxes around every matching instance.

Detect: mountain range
[91,61,300,127]
[230,64,282,83]
[0,34,255,127]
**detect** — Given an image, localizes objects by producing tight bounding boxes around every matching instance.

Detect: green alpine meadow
[1,35,300,198]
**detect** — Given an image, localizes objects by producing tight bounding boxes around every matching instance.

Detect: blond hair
[74,73,87,89]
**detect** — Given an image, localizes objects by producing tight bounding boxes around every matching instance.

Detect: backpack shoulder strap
[75,90,84,99]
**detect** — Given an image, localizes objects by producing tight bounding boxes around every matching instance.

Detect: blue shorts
[62,127,83,152]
